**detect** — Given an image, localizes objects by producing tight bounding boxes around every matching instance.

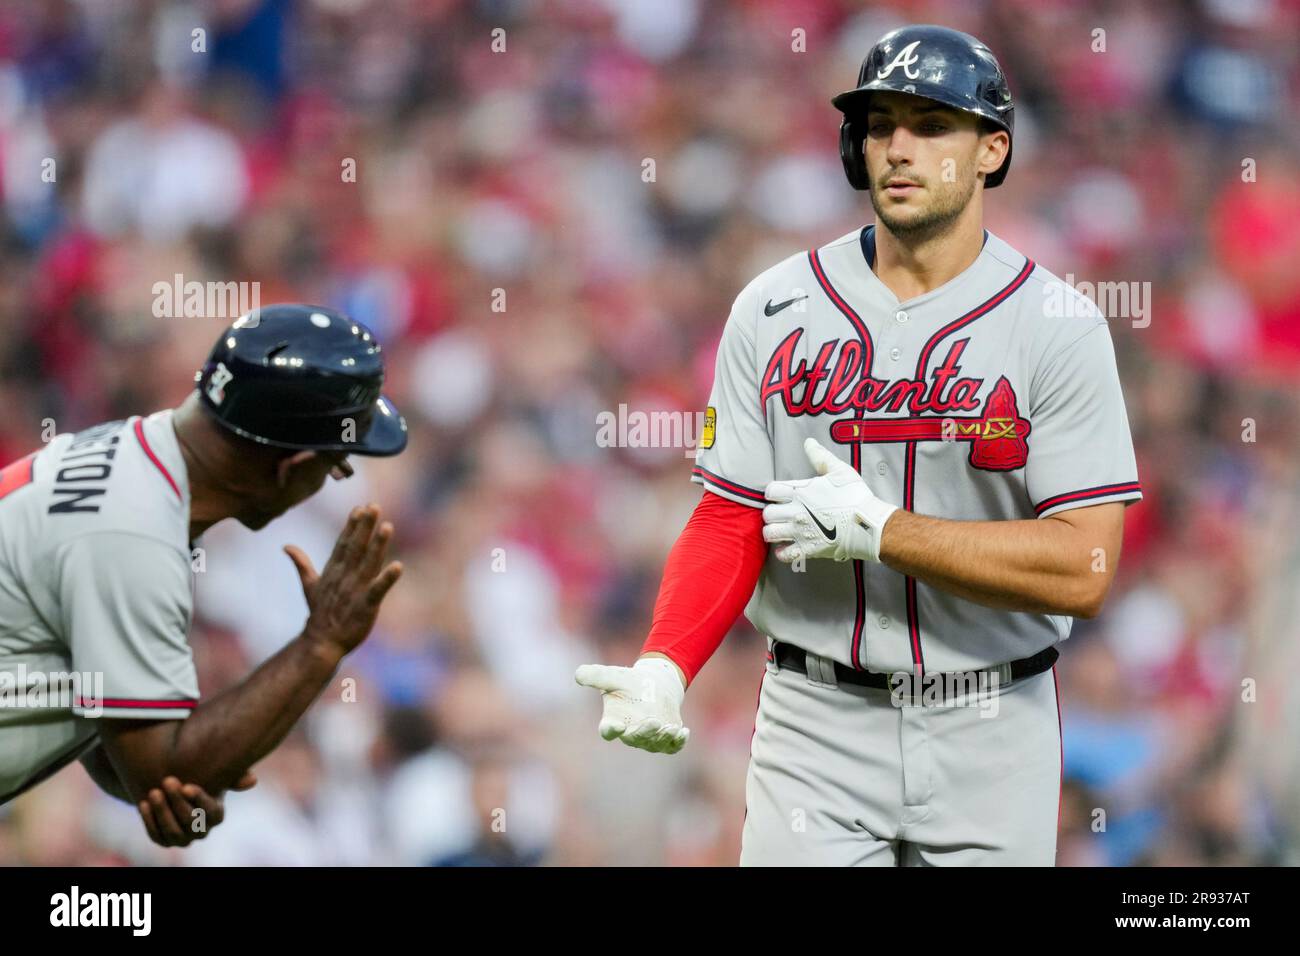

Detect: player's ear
[978,127,1009,180]
[276,450,317,489]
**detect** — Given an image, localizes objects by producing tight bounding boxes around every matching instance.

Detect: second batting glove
[574,657,689,755]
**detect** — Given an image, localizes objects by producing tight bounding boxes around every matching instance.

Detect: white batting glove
[763,437,899,564]
[574,657,689,755]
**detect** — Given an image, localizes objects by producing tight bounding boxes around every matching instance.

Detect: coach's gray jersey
[692,227,1142,675]
[0,411,198,803]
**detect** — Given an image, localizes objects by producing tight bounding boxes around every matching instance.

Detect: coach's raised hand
[93,504,406,804]
[762,437,899,564]
[575,657,689,754]
[287,504,404,657]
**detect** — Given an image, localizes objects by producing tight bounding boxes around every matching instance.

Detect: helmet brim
[351,395,408,456]
[832,82,1009,133]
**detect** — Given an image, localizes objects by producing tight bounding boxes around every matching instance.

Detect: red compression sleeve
[640,490,767,684]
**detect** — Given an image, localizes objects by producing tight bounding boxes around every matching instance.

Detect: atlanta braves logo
[761,329,1031,470]
[876,40,922,80]
[205,362,234,405]
[829,377,1031,471]
[761,329,984,417]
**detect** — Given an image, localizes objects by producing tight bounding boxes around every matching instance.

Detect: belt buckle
[886,669,914,706]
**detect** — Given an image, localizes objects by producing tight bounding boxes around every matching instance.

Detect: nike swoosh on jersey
[764,295,808,316]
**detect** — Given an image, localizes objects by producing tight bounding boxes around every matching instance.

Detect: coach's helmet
[195,304,408,456]
[832,24,1015,190]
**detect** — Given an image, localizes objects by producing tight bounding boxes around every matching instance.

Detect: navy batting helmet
[832,24,1014,190]
[195,304,408,456]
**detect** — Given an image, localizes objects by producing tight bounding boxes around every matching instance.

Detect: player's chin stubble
[869,163,979,243]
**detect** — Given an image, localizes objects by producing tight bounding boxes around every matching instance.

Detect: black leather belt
[771,641,1058,695]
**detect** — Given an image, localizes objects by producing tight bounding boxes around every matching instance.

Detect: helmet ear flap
[839,118,870,191]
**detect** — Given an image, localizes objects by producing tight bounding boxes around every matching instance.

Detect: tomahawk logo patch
[829,376,1030,471]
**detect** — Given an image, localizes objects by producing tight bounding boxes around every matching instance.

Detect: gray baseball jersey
[692,227,1142,676]
[0,411,198,804]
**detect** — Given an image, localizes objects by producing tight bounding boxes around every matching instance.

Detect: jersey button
[878,615,890,629]
[875,461,887,476]
[895,310,908,323]
[889,347,901,361]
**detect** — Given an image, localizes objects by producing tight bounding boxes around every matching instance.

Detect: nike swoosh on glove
[762,437,899,564]
[574,657,689,754]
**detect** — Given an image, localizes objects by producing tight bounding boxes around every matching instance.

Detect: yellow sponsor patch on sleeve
[700,406,716,449]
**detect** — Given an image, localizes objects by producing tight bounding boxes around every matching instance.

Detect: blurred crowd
[2,0,1299,866]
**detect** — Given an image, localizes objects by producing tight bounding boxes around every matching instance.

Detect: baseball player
[0,304,407,848]
[577,25,1142,866]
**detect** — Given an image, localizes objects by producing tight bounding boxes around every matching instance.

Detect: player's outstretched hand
[763,437,899,564]
[574,658,689,754]
[286,504,403,657]
[137,772,257,848]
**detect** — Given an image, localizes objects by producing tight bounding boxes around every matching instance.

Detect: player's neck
[871,202,986,302]
[174,430,229,541]
[171,398,242,540]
